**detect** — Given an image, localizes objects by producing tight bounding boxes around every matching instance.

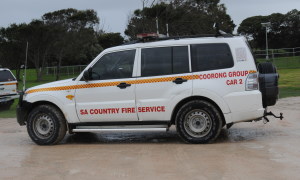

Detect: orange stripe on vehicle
[249,70,257,73]
[4,82,17,85]
[25,75,194,94]
[25,70,256,94]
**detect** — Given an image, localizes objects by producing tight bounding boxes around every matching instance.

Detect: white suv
[17,35,280,145]
[0,68,19,110]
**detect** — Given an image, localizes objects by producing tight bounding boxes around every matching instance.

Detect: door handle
[117,82,131,89]
[173,78,188,84]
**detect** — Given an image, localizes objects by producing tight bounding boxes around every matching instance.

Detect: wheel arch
[170,96,226,126]
[26,100,65,120]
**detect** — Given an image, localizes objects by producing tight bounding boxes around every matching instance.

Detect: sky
[0,0,299,35]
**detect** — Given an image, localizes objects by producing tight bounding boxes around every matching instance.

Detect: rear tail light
[246,73,259,91]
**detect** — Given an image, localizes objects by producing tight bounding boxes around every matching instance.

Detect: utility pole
[166,23,169,37]
[142,0,145,33]
[261,22,271,60]
[156,16,159,34]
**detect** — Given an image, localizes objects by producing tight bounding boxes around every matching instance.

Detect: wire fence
[254,47,300,69]
[45,65,87,77]
[254,47,300,59]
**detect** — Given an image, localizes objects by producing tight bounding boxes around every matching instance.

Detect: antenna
[23,41,28,91]
[213,22,232,37]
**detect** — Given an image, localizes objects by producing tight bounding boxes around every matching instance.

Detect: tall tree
[42,9,101,80]
[238,9,300,49]
[97,33,124,49]
[0,9,103,81]
[125,0,235,39]
[0,24,27,80]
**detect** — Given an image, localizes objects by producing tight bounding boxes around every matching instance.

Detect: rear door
[135,46,193,121]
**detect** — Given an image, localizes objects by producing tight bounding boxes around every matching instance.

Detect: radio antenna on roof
[213,22,233,37]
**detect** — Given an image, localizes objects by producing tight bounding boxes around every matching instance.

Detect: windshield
[0,70,16,82]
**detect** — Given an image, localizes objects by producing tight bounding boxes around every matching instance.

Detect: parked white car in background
[0,68,19,110]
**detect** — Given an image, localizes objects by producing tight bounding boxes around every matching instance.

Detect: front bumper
[0,94,19,103]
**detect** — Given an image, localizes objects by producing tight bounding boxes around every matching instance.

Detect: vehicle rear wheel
[0,100,14,110]
[176,100,222,144]
[27,104,66,145]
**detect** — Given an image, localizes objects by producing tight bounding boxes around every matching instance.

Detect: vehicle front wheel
[176,100,222,144]
[27,104,67,145]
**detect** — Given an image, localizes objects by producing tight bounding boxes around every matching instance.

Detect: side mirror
[83,68,92,81]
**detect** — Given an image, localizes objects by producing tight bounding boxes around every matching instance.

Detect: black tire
[0,100,14,111]
[258,62,279,107]
[176,100,222,144]
[257,62,277,74]
[27,104,67,145]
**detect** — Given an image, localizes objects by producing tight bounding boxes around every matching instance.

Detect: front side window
[141,46,189,77]
[91,50,136,80]
[0,70,16,82]
[191,43,234,72]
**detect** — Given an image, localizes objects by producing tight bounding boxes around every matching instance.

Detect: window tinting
[91,50,135,80]
[141,46,189,77]
[141,47,172,77]
[0,70,16,82]
[191,43,234,72]
[173,46,189,74]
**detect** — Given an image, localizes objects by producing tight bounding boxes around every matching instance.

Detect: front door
[75,49,138,122]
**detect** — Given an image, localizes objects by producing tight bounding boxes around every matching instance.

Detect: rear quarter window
[0,70,16,82]
[191,43,234,72]
[141,46,189,77]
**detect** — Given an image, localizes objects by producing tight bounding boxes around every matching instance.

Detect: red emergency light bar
[137,33,159,39]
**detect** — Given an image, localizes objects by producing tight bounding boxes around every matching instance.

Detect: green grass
[278,69,300,98]
[257,56,300,69]
[1,67,299,118]
[258,56,300,98]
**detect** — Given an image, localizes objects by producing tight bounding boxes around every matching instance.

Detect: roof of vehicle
[0,68,10,71]
[104,36,246,53]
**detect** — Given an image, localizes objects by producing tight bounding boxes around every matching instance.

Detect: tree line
[0,0,299,81]
[238,9,300,49]
[0,9,124,81]
[125,0,235,39]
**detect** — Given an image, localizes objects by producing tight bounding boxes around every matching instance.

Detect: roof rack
[124,30,233,45]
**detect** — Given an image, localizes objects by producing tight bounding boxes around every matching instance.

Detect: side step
[73,128,168,133]
[72,124,169,133]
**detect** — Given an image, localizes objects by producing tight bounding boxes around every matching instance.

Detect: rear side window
[191,43,234,72]
[173,46,190,74]
[141,46,189,77]
[0,70,16,82]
